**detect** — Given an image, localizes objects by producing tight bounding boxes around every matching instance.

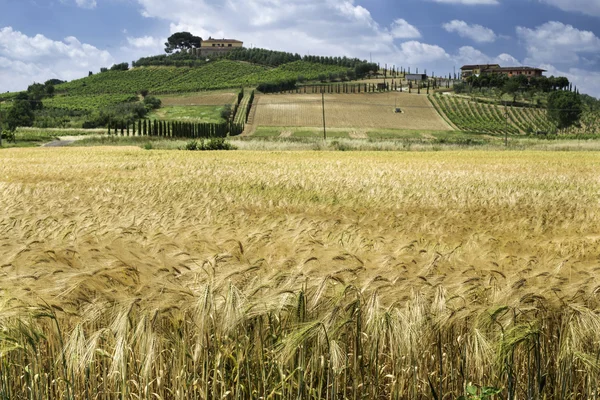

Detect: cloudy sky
[1,0,600,96]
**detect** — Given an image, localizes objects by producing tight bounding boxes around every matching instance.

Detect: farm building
[406,73,427,81]
[460,64,500,79]
[189,38,243,56]
[485,66,546,78]
[461,64,545,80]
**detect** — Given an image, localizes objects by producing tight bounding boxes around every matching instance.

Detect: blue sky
[1,0,600,96]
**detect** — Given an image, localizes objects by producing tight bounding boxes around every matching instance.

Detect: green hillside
[52,60,349,104]
[0,59,351,128]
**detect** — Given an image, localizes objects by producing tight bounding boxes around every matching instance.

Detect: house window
[212,44,216,47]
[228,44,232,47]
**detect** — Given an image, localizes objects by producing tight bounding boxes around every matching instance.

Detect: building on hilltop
[485,66,546,78]
[189,37,244,57]
[460,64,546,80]
[460,64,500,79]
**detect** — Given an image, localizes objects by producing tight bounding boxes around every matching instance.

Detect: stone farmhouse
[189,38,243,57]
[461,64,546,80]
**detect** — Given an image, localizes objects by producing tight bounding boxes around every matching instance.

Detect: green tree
[165,32,202,53]
[27,83,46,110]
[547,90,583,130]
[143,96,162,110]
[503,78,521,104]
[5,99,34,142]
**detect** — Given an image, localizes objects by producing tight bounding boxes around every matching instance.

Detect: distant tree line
[132,47,379,77]
[224,48,378,71]
[464,74,570,92]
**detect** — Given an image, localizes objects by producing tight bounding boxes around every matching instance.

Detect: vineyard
[39,61,352,113]
[251,93,452,131]
[431,94,600,135]
[42,94,138,112]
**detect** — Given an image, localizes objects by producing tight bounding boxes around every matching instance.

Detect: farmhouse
[460,64,500,79]
[189,38,243,56]
[461,64,546,80]
[485,66,546,78]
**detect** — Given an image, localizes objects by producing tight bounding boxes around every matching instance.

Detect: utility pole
[504,109,509,147]
[322,92,326,140]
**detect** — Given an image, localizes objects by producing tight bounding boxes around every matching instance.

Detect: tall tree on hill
[547,91,582,131]
[165,32,202,53]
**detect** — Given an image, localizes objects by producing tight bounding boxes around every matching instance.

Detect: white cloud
[133,0,448,69]
[430,0,499,4]
[126,36,163,49]
[75,0,97,9]
[517,21,600,65]
[541,64,600,98]
[0,27,113,92]
[443,20,497,43]
[390,19,421,39]
[452,46,520,66]
[539,0,600,17]
[399,41,449,64]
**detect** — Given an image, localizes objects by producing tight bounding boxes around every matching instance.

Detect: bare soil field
[158,91,236,106]
[251,92,453,131]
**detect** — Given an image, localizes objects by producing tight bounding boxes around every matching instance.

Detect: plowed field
[251,93,453,130]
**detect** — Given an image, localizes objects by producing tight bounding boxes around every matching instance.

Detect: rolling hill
[48,60,351,112]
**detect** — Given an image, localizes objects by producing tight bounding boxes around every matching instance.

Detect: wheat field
[2,148,600,399]
[252,93,453,131]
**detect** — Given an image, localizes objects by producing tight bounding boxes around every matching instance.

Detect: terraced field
[430,94,600,135]
[251,92,452,131]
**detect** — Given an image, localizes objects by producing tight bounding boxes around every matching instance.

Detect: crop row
[53,61,350,98]
[432,95,567,135]
[43,94,137,111]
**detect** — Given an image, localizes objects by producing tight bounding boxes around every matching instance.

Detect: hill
[430,93,600,136]
[0,59,357,128]
[52,60,350,107]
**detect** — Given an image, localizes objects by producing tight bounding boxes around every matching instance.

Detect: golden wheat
[1,148,600,399]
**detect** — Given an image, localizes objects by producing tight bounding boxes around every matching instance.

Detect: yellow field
[251,92,453,131]
[2,148,600,399]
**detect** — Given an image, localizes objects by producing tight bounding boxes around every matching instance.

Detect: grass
[0,128,100,148]
[2,148,600,399]
[148,105,225,123]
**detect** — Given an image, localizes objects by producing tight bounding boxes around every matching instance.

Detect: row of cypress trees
[107,119,243,138]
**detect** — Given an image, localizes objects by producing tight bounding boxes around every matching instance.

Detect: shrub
[220,104,233,120]
[110,62,129,71]
[143,96,162,110]
[183,138,236,151]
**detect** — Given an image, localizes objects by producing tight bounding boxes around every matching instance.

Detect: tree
[27,83,46,110]
[143,96,162,110]
[165,32,202,54]
[5,99,34,140]
[547,91,583,131]
[503,78,521,104]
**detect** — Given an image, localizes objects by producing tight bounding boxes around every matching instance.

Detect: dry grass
[1,148,600,399]
[251,93,453,131]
